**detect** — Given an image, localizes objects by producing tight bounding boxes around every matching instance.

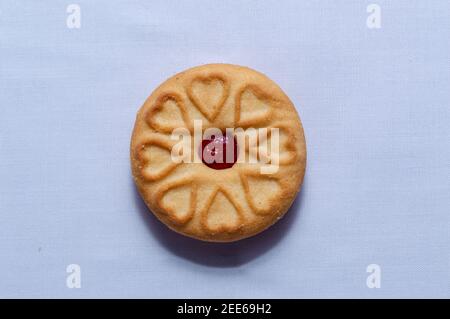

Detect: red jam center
[200,133,238,170]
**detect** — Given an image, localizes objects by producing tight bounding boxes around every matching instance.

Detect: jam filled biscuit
[131,64,306,242]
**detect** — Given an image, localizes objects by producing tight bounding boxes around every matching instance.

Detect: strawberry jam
[200,133,238,170]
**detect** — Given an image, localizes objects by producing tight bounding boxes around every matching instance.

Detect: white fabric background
[0,0,449,298]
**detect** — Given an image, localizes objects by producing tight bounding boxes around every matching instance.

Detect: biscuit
[131,64,306,242]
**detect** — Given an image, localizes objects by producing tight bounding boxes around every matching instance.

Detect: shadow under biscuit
[132,175,307,268]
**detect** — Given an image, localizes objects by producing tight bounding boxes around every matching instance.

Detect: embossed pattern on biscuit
[187,74,230,122]
[244,124,297,165]
[200,188,244,233]
[240,171,283,216]
[156,179,197,225]
[132,64,306,241]
[146,93,190,133]
[235,84,273,128]
[135,137,179,181]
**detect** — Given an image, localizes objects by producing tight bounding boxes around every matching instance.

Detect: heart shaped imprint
[187,75,230,122]
[201,188,244,233]
[146,93,189,133]
[235,85,273,127]
[157,180,197,225]
[240,172,283,215]
[135,138,178,181]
